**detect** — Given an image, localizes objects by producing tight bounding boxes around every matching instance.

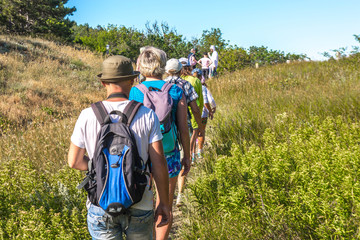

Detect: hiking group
[187,45,219,80]
[68,46,217,240]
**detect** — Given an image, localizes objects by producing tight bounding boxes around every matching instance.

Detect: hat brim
[97,71,140,83]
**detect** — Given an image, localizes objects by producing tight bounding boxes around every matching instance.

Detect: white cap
[165,58,182,73]
[210,45,215,50]
[178,57,189,66]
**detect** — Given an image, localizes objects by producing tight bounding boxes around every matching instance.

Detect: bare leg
[176,169,186,206]
[190,128,199,161]
[198,120,207,154]
[155,176,178,240]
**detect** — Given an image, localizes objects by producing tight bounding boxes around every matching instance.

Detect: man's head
[191,48,196,54]
[98,55,139,94]
[210,45,216,52]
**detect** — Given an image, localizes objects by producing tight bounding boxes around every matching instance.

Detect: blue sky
[66,0,360,60]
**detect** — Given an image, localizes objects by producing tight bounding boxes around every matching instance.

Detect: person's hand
[198,126,205,137]
[212,107,216,114]
[209,112,214,120]
[181,157,191,176]
[154,202,171,228]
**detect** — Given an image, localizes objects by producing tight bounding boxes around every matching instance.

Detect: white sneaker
[176,194,182,207]
[191,157,196,166]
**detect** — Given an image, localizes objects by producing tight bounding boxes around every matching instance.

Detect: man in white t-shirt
[208,45,219,78]
[68,55,170,239]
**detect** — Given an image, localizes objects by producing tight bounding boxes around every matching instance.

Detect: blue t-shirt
[129,80,183,122]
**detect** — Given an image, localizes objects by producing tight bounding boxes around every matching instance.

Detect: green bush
[0,158,88,239]
[183,117,360,239]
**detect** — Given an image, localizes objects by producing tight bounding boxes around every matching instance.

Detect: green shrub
[0,158,88,239]
[183,117,360,239]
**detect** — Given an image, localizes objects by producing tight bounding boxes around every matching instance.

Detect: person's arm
[198,59,202,66]
[204,102,212,113]
[68,143,89,171]
[191,55,197,64]
[149,140,171,227]
[176,95,191,176]
[207,89,216,114]
[204,102,213,119]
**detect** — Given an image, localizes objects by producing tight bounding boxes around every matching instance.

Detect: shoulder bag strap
[135,83,149,94]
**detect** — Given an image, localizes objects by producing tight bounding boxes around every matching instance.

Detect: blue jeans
[87,204,154,240]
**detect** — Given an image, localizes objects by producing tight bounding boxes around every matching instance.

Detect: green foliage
[219,46,251,72]
[143,21,191,59]
[185,117,360,239]
[0,158,88,239]
[73,23,145,60]
[197,28,228,54]
[180,54,360,239]
[72,22,191,60]
[249,45,307,65]
[0,0,76,40]
[72,23,306,72]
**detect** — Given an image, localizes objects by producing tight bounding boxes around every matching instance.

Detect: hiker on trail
[187,48,197,69]
[198,78,216,158]
[68,55,170,239]
[129,47,191,240]
[208,45,219,78]
[164,58,205,206]
[197,53,212,80]
[179,57,204,164]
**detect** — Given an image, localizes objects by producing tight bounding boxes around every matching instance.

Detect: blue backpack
[135,83,179,153]
[77,98,149,216]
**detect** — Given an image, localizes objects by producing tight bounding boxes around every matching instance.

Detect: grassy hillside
[0,35,104,132]
[0,35,103,238]
[0,35,359,239]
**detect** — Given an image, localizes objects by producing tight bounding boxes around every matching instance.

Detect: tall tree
[0,0,76,39]
[198,28,228,54]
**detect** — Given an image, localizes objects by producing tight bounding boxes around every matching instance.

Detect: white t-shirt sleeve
[148,109,163,144]
[70,110,87,149]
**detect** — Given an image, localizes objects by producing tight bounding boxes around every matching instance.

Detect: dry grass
[0,35,105,132]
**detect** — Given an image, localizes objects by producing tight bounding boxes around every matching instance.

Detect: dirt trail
[168,202,182,240]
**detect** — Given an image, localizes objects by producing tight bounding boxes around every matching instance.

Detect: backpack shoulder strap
[123,100,143,126]
[135,83,149,94]
[161,82,173,92]
[91,101,108,126]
